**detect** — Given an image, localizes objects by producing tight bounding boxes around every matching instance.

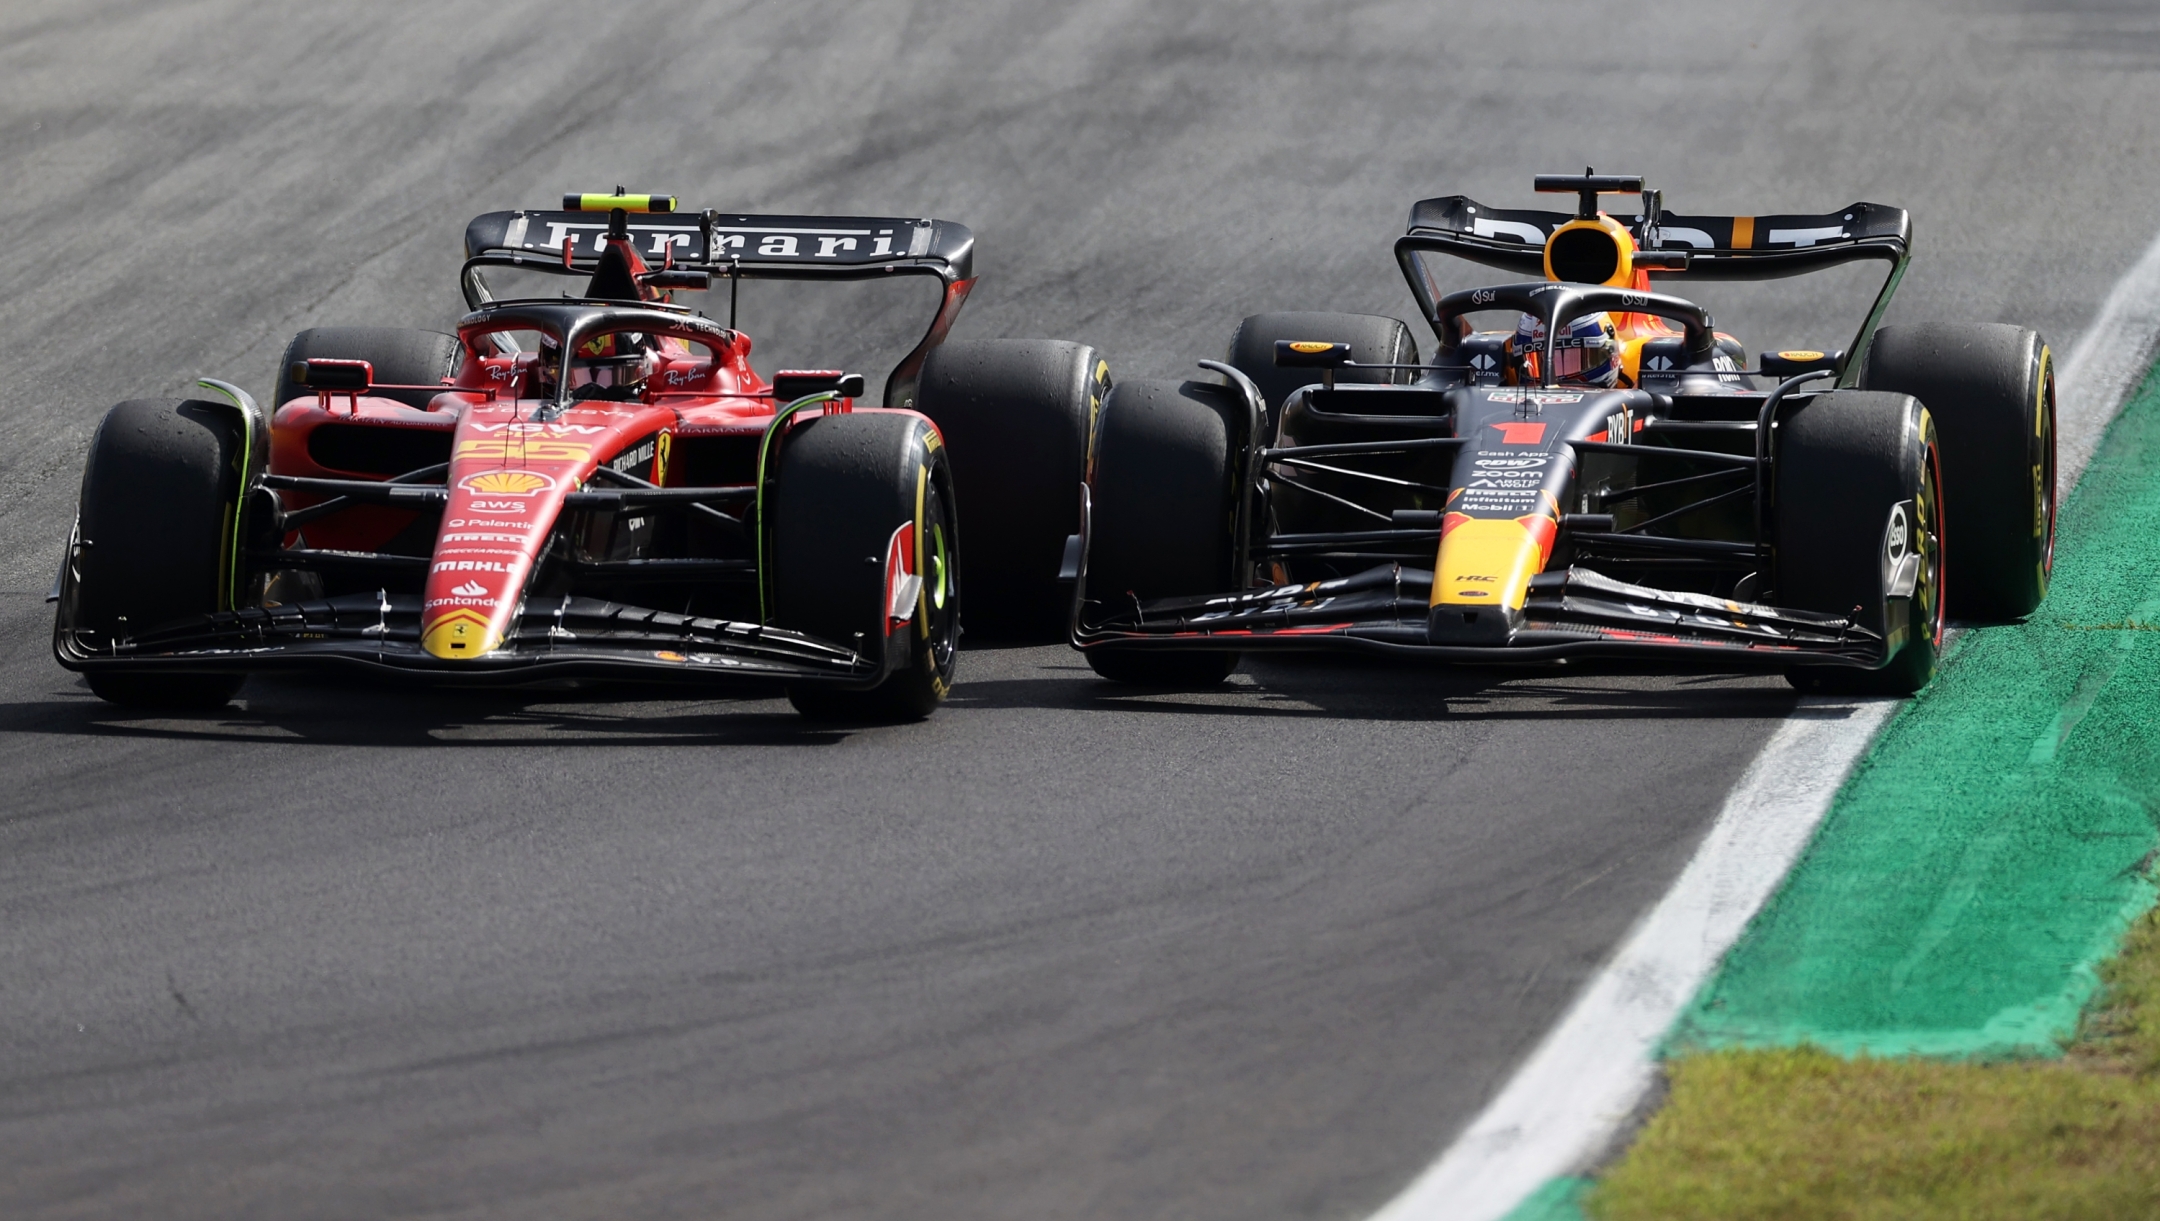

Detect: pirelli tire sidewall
[771,409,958,721]
[1774,389,1944,695]
[62,398,250,708]
[1077,377,1241,686]
[1861,322,2055,620]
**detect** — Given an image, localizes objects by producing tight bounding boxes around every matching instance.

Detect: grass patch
[1585,908,2160,1220]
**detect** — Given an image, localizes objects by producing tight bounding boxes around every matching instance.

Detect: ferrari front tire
[69,399,248,709]
[914,338,1109,638]
[1080,378,1241,687]
[771,411,959,723]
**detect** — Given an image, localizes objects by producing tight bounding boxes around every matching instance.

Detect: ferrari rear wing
[459,203,977,411]
[463,208,975,281]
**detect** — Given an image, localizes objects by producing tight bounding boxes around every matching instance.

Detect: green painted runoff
[1672,368,2160,1059]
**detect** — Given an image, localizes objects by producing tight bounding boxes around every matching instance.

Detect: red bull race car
[1072,173,2057,695]
[54,193,1106,719]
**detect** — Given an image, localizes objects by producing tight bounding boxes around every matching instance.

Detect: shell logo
[458,469,556,496]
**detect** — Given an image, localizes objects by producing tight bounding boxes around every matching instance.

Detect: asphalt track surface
[5,3,2160,1218]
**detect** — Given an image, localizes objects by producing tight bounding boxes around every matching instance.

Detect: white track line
[1368,234,2160,1221]
[2059,227,2160,485]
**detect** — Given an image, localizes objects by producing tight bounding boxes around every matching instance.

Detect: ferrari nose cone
[421,607,502,659]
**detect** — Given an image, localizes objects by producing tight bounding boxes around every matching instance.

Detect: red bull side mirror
[1275,340,1354,392]
[1273,340,1354,368]
[1760,349,1842,378]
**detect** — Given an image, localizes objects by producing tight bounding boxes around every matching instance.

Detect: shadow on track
[950,649,1813,724]
[6,642,1839,747]
[0,672,854,748]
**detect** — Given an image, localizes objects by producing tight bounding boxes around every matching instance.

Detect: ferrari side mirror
[772,370,866,401]
[291,358,373,392]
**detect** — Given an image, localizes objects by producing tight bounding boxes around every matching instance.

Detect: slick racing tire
[914,338,1109,639]
[1774,390,1945,697]
[1862,323,2055,620]
[273,326,462,410]
[1080,378,1241,687]
[68,399,249,709]
[772,411,959,723]
[1227,311,1420,434]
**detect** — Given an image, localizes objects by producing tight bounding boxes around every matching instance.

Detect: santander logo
[451,580,488,597]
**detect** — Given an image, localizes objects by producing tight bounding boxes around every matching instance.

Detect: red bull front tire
[1078,378,1243,687]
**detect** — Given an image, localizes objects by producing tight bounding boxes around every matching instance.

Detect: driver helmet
[1511,312,1621,388]
[566,331,656,400]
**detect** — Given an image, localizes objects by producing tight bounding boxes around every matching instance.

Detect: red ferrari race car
[53,193,1106,719]
[1071,172,2056,695]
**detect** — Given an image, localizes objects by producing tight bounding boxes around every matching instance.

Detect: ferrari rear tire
[1862,323,2055,620]
[1080,378,1241,687]
[70,399,248,709]
[772,411,959,722]
[914,338,1109,638]
[273,326,461,411]
[1774,390,1944,696]
[1227,311,1420,433]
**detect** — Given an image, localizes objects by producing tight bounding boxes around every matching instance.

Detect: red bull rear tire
[1227,311,1421,435]
[1861,323,2055,620]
